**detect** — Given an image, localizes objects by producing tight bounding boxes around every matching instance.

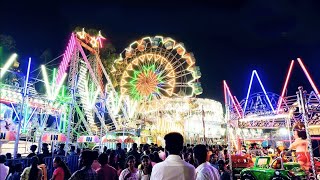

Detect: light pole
[14,58,31,158]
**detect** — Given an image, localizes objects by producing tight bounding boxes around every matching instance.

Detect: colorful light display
[223,80,242,118]
[277,60,294,113]
[122,62,172,100]
[243,70,274,115]
[56,33,76,85]
[297,58,320,96]
[41,66,67,101]
[115,36,201,101]
[76,28,106,48]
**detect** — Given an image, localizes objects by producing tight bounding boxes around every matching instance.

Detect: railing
[6,155,79,179]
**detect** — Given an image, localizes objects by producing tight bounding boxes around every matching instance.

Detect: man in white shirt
[0,155,9,180]
[151,132,195,180]
[194,145,220,180]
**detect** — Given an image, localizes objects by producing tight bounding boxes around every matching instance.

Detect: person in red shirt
[51,157,71,180]
[96,153,118,180]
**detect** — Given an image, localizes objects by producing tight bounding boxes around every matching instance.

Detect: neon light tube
[223,80,228,106]
[239,113,289,122]
[243,71,255,115]
[297,58,320,96]
[223,81,242,117]
[253,70,275,113]
[52,68,56,86]
[0,53,18,78]
[234,96,243,113]
[41,65,52,97]
[24,58,32,96]
[277,60,294,112]
[56,33,76,84]
[51,73,67,101]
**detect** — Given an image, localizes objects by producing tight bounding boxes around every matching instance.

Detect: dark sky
[2,0,320,103]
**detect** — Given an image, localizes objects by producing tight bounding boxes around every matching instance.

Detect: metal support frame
[14,58,31,158]
[298,87,316,178]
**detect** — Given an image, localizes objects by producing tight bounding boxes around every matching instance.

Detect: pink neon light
[56,33,76,84]
[97,32,106,48]
[277,60,294,113]
[234,96,243,113]
[223,81,228,106]
[297,58,320,96]
[98,38,103,48]
[223,81,242,118]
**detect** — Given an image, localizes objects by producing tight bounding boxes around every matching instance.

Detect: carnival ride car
[231,154,254,179]
[240,153,307,180]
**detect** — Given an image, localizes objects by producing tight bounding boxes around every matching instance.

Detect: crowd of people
[0,132,231,180]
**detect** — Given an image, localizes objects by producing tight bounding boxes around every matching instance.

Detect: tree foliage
[0,34,16,52]
[40,49,53,64]
[0,34,17,66]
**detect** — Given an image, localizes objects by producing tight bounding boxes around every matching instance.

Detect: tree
[0,34,16,66]
[40,49,53,64]
[0,34,16,51]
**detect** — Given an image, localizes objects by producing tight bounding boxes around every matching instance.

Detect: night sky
[2,1,320,103]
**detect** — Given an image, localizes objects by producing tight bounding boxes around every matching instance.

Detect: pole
[14,58,31,158]
[225,106,233,180]
[122,121,125,148]
[224,83,233,180]
[226,122,233,180]
[99,125,103,153]
[38,109,43,154]
[298,87,316,178]
[201,106,206,144]
[286,118,292,146]
[65,87,74,156]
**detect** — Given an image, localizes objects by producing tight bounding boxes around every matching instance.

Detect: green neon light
[62,85,65,97]
[60,111,67,133]
[52,68,56,87]
[125,63,165,100]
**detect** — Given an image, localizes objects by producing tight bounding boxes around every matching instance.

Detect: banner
[41,133,67,143]
[0,131,16,142]
[77,136,100,143]
[101,136,119,143]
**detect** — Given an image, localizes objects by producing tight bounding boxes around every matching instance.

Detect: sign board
[0,131,16,142]
[41,133,67,143]
[77,136,100,143]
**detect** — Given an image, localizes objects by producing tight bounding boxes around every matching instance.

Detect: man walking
[194,144,220,180]
[151,132,195,180]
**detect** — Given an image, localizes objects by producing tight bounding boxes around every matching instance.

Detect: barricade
[6,158,32,169]
[6,155,79,179]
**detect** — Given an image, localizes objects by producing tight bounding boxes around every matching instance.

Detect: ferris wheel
[115,36,202,101]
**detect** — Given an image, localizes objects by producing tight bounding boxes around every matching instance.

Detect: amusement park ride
[0,29,224,155]
[224,58,320,178]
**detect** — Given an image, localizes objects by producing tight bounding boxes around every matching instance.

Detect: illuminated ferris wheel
[115,36,202,101]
